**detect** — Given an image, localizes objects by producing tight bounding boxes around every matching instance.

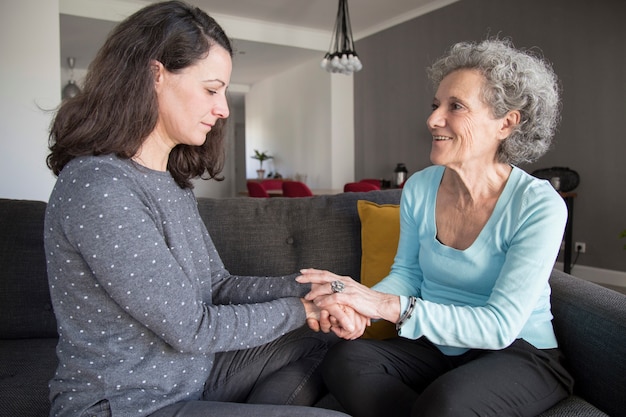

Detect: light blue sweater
[373,165,567,356]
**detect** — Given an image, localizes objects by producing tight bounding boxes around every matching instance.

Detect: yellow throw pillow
[357,200,401,339]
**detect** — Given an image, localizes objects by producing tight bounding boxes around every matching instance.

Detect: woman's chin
[429,151,445,166]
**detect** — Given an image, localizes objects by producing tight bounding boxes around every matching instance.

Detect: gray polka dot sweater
[44,155,308,416]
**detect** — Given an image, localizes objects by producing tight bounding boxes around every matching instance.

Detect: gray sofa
[1,192,625,417]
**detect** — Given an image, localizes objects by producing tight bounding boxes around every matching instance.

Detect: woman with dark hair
[299,39,575,416]
[45,2,353,417]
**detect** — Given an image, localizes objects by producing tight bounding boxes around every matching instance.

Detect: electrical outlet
[575,242,586,253]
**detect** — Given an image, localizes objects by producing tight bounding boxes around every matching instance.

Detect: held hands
[301,299,368,340]
[297,268,401,340]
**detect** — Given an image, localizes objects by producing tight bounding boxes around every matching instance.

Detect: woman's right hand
[301,299,369,340]
[297,268,402,324]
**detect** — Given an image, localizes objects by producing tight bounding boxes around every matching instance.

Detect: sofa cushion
[357,200,400,340]
[357,200,400,288]
[316,393,608,417]
[536,395,608,417]
[197,190,403,281]
[0,337,57,416]
[549,270,626,417]
[0,199,57,339]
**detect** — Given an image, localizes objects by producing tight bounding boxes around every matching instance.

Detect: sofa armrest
[549,269,626,416]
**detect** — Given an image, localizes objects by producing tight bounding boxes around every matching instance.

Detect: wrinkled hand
[324,303,370,340]
[302,299,369,339]
[297,268,401,323]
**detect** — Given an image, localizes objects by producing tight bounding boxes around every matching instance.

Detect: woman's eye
[451,103,463,110]
[431,103,439,111]
[207,89,217,95]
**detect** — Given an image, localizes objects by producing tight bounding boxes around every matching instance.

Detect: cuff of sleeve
[396,295,417,335]
[398,295,409,318]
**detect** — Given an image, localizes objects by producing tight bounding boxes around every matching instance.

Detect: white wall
[330,74,355,189]
[0,0,60,201]
[245,58,354,190]
[0,0,353,200]
[0,0,235,201]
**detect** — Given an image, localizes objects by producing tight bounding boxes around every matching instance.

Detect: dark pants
[323,337,574,417]
[148,326,347,417]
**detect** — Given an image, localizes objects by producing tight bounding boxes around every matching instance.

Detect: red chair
[344,182,380,193]
[260,179,283,191]
[247,181,269,198]
[359,178,382,189]
[282,181,313,197]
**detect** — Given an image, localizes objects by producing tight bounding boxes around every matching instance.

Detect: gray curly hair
[427,39,561,165]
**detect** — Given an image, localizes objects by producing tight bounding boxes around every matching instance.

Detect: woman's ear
[151,60,165,87]
[498,110,521,140]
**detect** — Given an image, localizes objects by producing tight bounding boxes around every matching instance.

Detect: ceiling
[60,14,322,87]
[172,0,443,33]
[60,0,457,87]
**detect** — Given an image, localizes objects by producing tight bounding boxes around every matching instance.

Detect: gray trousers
[323,337,574,417]
[151,326,347,417]
[83,327,347,417]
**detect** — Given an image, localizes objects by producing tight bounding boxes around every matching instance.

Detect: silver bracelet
[396,296,417,332]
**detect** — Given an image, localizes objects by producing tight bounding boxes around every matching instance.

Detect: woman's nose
[213,96,229,119]
[427,108,445,130]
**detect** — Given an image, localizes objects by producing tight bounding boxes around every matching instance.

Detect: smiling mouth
[433,135,452,141]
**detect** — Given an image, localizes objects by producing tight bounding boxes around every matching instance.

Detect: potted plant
[251,150,273,179]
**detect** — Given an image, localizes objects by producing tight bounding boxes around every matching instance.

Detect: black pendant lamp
[320,0,362,75]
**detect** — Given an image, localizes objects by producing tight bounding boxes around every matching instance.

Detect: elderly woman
[298,39,574,417]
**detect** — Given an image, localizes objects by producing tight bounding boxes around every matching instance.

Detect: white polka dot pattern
[44,156,308,416]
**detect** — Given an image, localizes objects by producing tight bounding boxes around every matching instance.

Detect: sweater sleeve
[52,163,306,354]
[205,243,310,305]
[372,174,425,298]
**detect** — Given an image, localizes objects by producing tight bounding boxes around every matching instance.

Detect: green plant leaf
[251,149,273,161]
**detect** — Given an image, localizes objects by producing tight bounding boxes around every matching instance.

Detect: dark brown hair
[47,1,233,188]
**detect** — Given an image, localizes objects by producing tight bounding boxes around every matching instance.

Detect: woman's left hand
[297,268,401,323]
